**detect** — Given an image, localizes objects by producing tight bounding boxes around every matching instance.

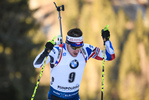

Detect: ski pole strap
[48,36,57,45]
[31,57,48,100]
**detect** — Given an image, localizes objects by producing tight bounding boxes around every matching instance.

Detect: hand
[45,40,55,53]
[44,36,57,55]
[43,41,55,57]
[101,29,110,41]
[42,37,56,57]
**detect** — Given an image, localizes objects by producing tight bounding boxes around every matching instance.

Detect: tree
[0,0,45,100]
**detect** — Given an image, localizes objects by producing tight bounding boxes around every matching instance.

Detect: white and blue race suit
[33,40,115,100]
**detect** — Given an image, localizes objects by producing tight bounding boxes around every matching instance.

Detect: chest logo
[70,59,79,69]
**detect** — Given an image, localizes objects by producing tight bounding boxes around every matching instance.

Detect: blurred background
[0,0,149,100]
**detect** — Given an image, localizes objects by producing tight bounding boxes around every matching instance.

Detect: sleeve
[84,40,115,61]
[33,46,59,68]
[92,40,115,61]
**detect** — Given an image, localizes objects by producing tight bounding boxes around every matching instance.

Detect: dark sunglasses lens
[71,46,82,50]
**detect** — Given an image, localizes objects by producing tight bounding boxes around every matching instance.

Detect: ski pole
[31,57,48,100]
[31,36,56,100]
[101,25,109,100]
[53,2,64,44]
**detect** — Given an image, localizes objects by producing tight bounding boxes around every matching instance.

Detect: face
[66,43,81,57]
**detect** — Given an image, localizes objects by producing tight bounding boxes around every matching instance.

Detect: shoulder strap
[55,44,63,67]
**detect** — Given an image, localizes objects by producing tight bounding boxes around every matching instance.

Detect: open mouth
[73,52,78,56]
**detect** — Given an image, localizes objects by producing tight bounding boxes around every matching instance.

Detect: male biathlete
[33,28,115,100]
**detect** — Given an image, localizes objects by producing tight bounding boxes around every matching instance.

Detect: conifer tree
[118,30,140,100]
[0,0,45,100]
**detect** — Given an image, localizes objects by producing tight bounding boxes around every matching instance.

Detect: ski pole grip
[104,25,109,31]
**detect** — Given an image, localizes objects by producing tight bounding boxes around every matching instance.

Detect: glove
[101,30,110,41]
[45,41,55,51]
[101,25,110,41]
[43,36,56,56]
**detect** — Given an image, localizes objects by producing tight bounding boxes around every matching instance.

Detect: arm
[93,40,115,61]
[33,39,55,68]
[105,40,115,60]
[33,50,51,68]
[86,27,115,61]
[84,40,115,61]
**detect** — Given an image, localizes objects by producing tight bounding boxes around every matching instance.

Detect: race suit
[33,40,115,100]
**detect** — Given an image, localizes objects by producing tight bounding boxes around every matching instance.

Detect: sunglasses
[70,45,82,50]
[66,40,83,50]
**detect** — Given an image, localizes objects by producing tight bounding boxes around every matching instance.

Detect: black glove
[43,40,55,57]
[35,41,55,63]
[45,41,54,51]
[101,29,110,41]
